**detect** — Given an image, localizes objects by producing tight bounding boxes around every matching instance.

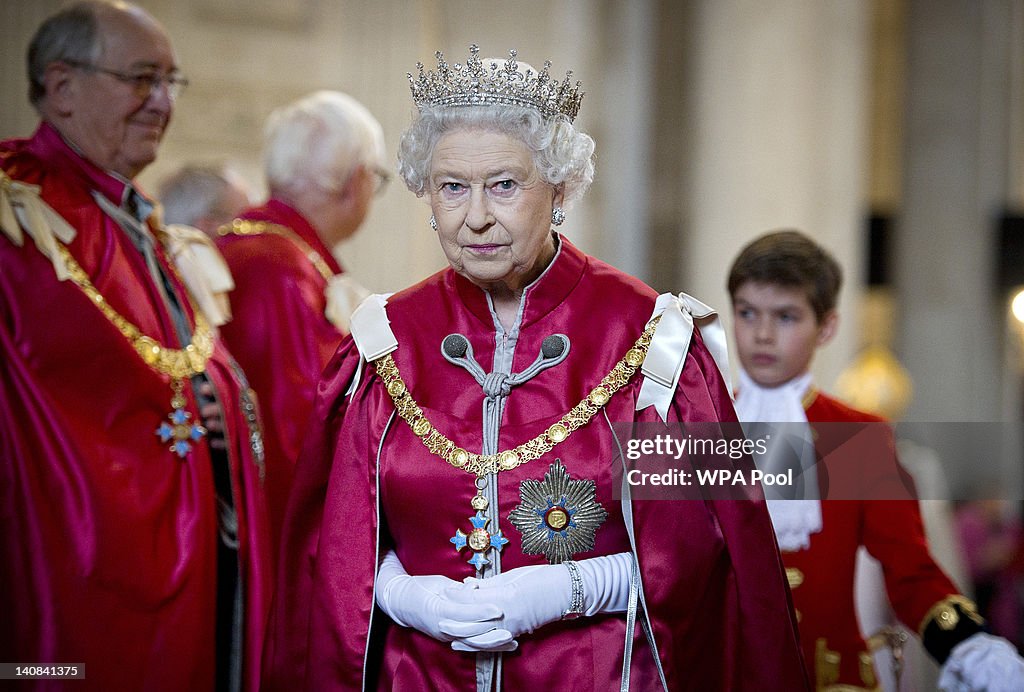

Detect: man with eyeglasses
[215,90,387,557]
[0,2,271,691]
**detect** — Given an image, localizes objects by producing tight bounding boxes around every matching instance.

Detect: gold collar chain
[56,243,213,378]
[373,315,661,478]
[55,241,213,458]
[220,219,334,282]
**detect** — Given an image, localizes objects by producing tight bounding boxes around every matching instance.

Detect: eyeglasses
[371,166,391,196]
[65,60,189,101]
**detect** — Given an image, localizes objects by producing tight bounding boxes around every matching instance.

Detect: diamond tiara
[408,44,584,122]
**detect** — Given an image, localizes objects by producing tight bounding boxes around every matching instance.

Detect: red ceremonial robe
[0,123,271,691]
[264,238,809,691]
[783,391,959,689]
[217,200,346,555]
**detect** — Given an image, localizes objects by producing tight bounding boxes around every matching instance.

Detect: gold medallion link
[547,423,568,443]
[375,315,660,478]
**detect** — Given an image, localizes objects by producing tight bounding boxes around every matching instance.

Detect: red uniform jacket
[784,390,960,690]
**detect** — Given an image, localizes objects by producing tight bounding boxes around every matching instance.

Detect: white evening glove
[374,550,505,643]
[938,633,1024,691]
[445,552,634,651]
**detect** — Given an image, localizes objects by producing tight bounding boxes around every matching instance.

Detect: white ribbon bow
[162,223,236,327]
[346,292,398,396]
[1,171,77,280]
[635,292,733,422]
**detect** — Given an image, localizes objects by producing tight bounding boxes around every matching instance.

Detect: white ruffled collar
[735,370,822,551]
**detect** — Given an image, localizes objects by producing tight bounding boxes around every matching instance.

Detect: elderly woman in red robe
[264,45,808,691]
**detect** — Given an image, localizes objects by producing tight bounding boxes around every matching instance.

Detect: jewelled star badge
[451,512,510,570]
[508,459,608,564]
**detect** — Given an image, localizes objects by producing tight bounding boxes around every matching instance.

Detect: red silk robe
[0,123,271,691]
[264,238,809,691]
[217,200,346,556]
[784,391,959,689]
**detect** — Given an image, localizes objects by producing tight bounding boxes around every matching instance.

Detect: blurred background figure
[955,493,1024,650]
[215,90,386,556]
[157,161,255,237]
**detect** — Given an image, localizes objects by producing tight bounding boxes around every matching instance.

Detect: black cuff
[920,595,988,664]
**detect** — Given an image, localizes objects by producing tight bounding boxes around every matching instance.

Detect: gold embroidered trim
[220,219,334,282]
[918,594,985,637]
[373,315,661,477]
[55,243,213,379]
[816,638,842,688]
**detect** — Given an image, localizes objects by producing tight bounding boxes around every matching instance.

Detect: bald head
[29,1,180,178]
[29,1,162,108]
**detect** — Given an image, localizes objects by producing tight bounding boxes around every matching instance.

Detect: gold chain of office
[373,315,661,478]
[55,243,213,379]
[219,219,334,282]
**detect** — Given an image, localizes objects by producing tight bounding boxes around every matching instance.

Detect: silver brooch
[507,459,608,564]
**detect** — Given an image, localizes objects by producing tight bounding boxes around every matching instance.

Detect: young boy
[727,230,1023,691]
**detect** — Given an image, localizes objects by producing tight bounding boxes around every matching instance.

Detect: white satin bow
[162,223,235,327]
[0,171,77,280]
[636,292,733,422]
[346,293,398,395]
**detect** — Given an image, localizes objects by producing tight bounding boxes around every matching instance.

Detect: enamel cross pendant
[450,511,510,570]
[155,378,207,459]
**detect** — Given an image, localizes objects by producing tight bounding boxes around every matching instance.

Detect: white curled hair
[264,90,386,198]
[397,104,595,207]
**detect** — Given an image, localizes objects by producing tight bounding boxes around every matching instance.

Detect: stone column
[672,0,871,387]
[895,0,1020,500]
[897,0,1014,424]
